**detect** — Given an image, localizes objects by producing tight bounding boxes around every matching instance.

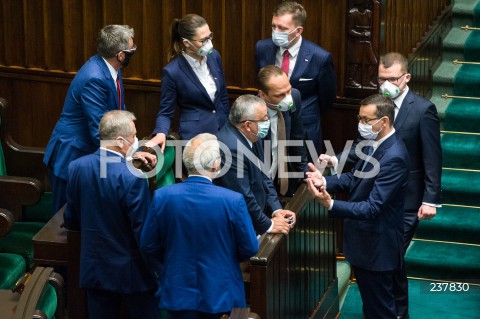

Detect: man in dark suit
[140,133,259,319]
[255,1,337,155]
[319,52,441,318]
[307,94,410,318]
[215,94,296,235]
[257,65,308,196]
[44,24,155,214]
[64,110,160,319]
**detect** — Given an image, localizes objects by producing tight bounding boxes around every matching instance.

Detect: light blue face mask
[256,120,271,138]
[272,28,298,48]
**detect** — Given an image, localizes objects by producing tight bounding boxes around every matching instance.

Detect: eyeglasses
[121,44,137,54]
[376,73,406,84]
[357,115,380,124]
[191,32,214,45]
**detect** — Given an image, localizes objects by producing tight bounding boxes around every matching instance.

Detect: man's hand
[306,163,324,189]
[306,179,332,208]
[274,209,296,227]
[270,215,292,235]
[133,151,157,167]
[144,133,166,153]
[418,204,436,220]
[318,154,337,169]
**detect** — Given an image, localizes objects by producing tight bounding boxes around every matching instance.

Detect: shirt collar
[182,51,207,67]
[100,147,125,158]
[188,174,212,182]
[239,130,254,148]
[102,57,119,81]
[279,36,302,58]
[393,85,409,109]
[373,128,396,151]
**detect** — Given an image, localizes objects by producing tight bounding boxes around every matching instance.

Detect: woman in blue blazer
[145,14,230,151]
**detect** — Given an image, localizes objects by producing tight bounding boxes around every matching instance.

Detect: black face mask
[118,45,137,67]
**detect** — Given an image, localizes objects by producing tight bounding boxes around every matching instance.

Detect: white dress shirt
[182,52,217,101]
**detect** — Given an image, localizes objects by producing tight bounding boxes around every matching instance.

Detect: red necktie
[281,50,290,76]
[116,76,122,110]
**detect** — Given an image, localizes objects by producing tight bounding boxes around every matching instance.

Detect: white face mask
[379,76,405,99]
[269,94,294,112]
[186,39,213,56]
[358,118,384,140]
[272,28,298,48]
[121,136,139,154]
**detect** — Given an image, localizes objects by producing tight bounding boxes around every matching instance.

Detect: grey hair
[99,110,136,140]
[97,25,134,58]
[183,133,220,175]
[228,94,266,125]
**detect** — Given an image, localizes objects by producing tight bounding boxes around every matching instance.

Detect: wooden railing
[248,184,338,319]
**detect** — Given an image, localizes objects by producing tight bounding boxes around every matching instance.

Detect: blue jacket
[255,38,337,153]
[140,176,258,313]
[43,55,124,180]
[215,121,282,234]
[326,134,409,271]
[154,50,230,140]
[64,149,154,293]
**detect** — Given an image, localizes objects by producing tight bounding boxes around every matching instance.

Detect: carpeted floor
[340,281,480,318]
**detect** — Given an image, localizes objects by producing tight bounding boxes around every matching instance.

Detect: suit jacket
[63,149,154,293]
[154,50,230,140]
[264,88,308,193]
[255,38,337,152]
[394,90,442,209]
[326,133,409,271]
[139,176,259,314]
[215,122,282,234]
[338,90,442,210]
[43,55,124,181]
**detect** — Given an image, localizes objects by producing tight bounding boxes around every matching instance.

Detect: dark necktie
[361,145,374,172]
[277,110,288,195]
[116,75,122,110]
[281,50,290,76]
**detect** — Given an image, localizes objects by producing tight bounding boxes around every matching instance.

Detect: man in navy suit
[140,133,259,319]
[319,53,441,318]
[257,65,308,196]
[64,110,160,319]
[44,25,155,214]
[255,1,337,155]
[215,94,296,235]
[307,94,410,318]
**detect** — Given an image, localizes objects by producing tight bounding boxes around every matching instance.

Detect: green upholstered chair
[0,98,52,222]
[0,266,64,319]
[0,209,26,290]
[155,139,176,189]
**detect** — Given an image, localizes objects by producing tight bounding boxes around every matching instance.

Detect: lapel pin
[305,59,309,62]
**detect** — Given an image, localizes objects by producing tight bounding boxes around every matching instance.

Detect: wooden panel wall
[0,0,346,148]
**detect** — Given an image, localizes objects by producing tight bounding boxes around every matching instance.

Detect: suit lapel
[96,55,118,108]
[394,91,415,130]
[291,40,313,83]
[178,55,214,107]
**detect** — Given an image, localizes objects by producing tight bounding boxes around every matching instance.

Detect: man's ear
[405,73,411,83]
[296,26,304,36]
[258,90,266,99]
[115,137,124,148]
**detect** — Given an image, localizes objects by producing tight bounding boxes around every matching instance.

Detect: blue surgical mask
[358,118,384,140]
[272,28,298,48]
[256,120,271,138]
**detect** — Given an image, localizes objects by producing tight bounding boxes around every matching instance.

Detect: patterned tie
[277,110,288,196]
[281,50,290,76]
[116,75,122,110]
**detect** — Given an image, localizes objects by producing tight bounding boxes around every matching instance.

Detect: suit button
[212,110,216,113]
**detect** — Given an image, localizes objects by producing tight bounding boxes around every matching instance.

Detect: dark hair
[379,52,408,73]
[168,14,207,61]
[360,94,395,125]
[273,1,307,26]
[257,65,286,94]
